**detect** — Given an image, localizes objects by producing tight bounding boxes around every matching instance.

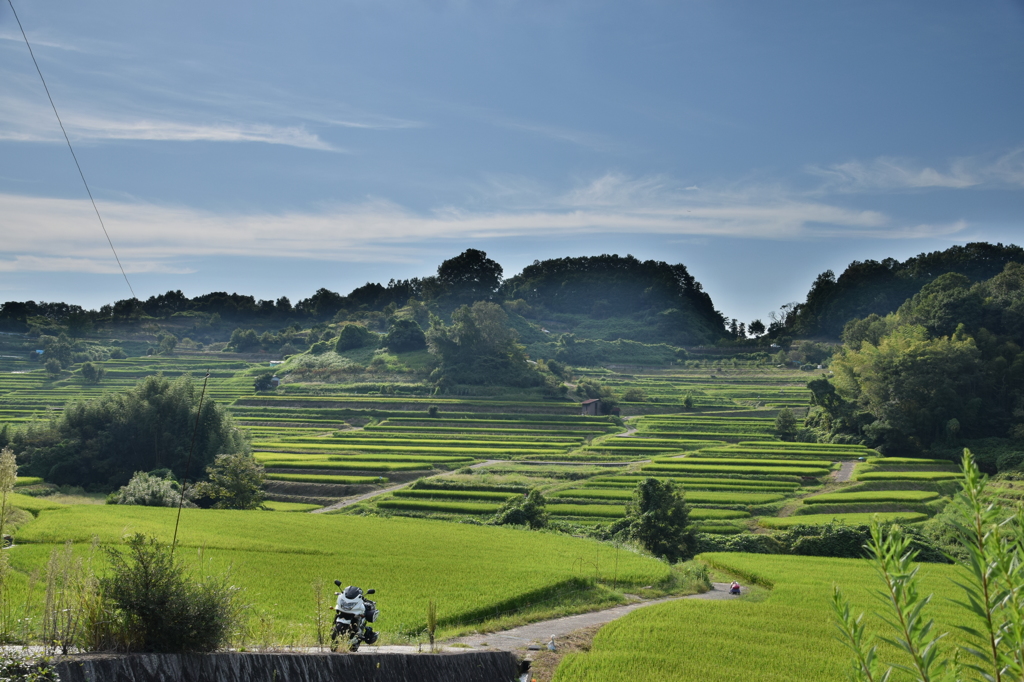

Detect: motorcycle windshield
[336,595,366,615]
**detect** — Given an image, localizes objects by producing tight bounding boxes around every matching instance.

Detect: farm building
[581,398,600,416]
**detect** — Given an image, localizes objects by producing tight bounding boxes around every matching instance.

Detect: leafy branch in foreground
[833,449,1024,682]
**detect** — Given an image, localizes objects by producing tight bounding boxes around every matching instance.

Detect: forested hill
[776,242,1024,339]
[503,255,725,346]
[0,250,728,347]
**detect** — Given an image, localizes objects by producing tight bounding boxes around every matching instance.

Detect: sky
[1,0,1023,326]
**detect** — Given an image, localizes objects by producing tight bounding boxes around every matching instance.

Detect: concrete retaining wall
[54,652,520,682]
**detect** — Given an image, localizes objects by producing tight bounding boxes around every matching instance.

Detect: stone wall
[54,651,520,682]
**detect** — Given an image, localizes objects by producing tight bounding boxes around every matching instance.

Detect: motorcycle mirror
[334,580,342,587]
[366,589,375,595]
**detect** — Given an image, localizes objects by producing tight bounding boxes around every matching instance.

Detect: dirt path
[834,460,858,483]
[445,582,741,652]
[310,460,501,514]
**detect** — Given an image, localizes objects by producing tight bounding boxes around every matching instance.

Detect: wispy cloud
[0,175,966,273]
[0,256,192,274]
[0,31,85,53]
[0,96,340,150]
[809,148,1024,192]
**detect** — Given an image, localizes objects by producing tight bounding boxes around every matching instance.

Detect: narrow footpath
[833,460,858,483]
[445,582,741,652]
[310,460,500,514]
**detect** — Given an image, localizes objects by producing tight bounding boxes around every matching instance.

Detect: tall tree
[436,249,503,302]
[613,478,694,563]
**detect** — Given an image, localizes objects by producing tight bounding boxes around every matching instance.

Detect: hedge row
[803,490,940,505]
[758,512,929,528]
[391,489,521,502]
[643,463,831,477]
[265,473,386,484]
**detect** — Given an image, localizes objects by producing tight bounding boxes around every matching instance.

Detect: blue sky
[1,0,1023,325]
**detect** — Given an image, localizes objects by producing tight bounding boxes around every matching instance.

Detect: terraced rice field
[0,353,957,534]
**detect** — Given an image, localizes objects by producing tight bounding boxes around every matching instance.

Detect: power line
[172,370,211,554]
[6,0,136,300]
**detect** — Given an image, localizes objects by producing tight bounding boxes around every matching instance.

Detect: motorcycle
[330,580,380,652]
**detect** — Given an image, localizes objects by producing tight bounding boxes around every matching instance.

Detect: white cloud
[809,148,1024,192]
[0,256,193,274]
[0,97,339,150]
[0,177,967,273]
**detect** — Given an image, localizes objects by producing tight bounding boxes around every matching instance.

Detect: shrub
[492,489,548,529]
[336,324,372,351]
[382,319,427,353]
[18,375,248,491]
[99,534,242,652]
[113,471,191,507]
[79,362,106,384]
[192,453,265,510]
[253,372,275,392]
[109,348,127,360]
[228,328,260,352]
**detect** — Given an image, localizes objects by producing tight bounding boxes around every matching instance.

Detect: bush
[192,453,265,510]
[79,362,106,384]
[228,328,260,352]
[109,348,127,360]
[113,471,192,507]
[17,375,248,491]
[100,534,242,652]
[336,324,373,352]
[253,372,275,392]
[382,319,427,353]
[694,532,786,555]
[492,489,548,529]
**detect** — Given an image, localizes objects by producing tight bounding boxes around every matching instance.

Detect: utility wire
[6,0,136,300]
[172,370,211,554]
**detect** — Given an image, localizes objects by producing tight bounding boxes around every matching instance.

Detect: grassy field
[10,505,673,641]
[553,552,969,682]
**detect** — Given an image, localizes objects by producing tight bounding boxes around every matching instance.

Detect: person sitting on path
[729,581,741,595]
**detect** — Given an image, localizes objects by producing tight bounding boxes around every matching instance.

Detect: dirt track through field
[310,460,501,514]
[834,460,858,482]
[444,582,742,652]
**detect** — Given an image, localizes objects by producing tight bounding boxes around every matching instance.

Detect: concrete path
[310,460,500,514]
[281,583,744,655]
[445,582,742,652]
[834,460,858,483]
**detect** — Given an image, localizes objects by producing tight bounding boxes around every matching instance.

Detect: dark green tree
[193,452,265,510]
[775,408,798,441]
[44,358,62,377]
[79,361,106,384]
[227,328,260,352]
[436,249,503,302]
[613,478,694,563]
[253,372,275,392]
[16,375,248,490]
[335,324,373,351]
[492,489,548,529]
[426,302,539,387]
[381,318,427,353]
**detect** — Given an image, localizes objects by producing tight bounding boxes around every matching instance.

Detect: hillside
[775,242,1024,339]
